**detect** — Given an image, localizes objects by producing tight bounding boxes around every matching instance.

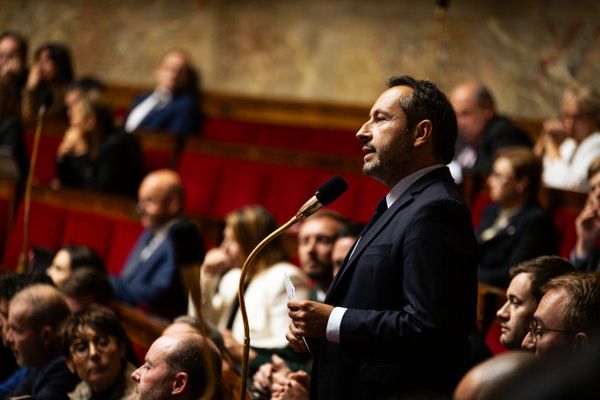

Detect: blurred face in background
[37,49,57,81]
[46,249,72,287]
[488,156,525,208]
[298,217,341,282]
[561,94,596,144]
[0,36,25,77]
[155,51,189,93]
[221,223,243,268]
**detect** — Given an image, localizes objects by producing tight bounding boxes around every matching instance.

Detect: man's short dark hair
[509,256,575,302]
[542,272,600,334]
[388,75,458,164]
[474,84,496,110]
[164,334,222,399]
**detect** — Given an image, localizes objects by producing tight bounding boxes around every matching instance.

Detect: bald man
[7,284,78,399]
[449,80,531,179]
[453,351,536,400]
[131,333,221,400]
[110,170,205,317]
[123,49,203,136]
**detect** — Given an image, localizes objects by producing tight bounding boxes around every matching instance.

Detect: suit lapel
[326,167,453,303]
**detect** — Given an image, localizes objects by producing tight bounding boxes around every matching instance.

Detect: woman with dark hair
[46,244,105,287]
[22,42,74,122]
[196,205,309,370]
[61,304,137,400]
[55,95,143,197]
[477,147,556,287]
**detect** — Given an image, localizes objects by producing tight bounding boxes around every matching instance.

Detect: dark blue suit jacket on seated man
[287,76,478,399]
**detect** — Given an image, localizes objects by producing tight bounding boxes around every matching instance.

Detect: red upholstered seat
[552,209,579,258]
[61,210,116,260]
[203,118,257,143]
[254,124,307,150]
[177,152,226,216]
[305,127,361,156]
[212,159,268,218]
[3,201,67,270]
[105,219,143,276]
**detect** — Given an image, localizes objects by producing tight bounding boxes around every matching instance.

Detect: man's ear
[413,120,433,148]
[171,372,188,395]
[40,325,54,347]
[574,332,589,350]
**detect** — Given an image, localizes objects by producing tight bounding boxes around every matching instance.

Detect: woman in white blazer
[193,205,309,370]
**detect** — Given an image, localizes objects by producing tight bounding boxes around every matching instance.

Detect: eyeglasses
[528,321,575,344]
[70,335,116,360]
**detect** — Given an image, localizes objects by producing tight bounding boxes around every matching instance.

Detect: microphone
[295,176,348,220]
[236,176,348,399]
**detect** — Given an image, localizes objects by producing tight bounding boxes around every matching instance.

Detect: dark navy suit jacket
[127,91,202,135]
[110,219,205,317]
[313,167,478,399]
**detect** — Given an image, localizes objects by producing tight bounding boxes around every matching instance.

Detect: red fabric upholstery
[552,209,579,258]
[254,124,307,150]
[141,147,173,173]
[212,160,268,218]
[61,210,116,259]
[203,118,256,143]
[305,127,361,156]
[3,201,67,269]
[177,153,226,216]
[105,219,143,276]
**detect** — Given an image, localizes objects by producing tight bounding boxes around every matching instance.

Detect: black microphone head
[40,90,53,109]
[315,176,348,206]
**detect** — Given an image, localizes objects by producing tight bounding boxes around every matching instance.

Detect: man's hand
[286,300,333,352]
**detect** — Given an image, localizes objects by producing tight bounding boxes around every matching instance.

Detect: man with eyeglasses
[522,271,600,356]
[496,256,574,350]
[6,284,79,399]
[110,169,205,318]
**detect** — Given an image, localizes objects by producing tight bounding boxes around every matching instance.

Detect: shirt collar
[386,164,445,208]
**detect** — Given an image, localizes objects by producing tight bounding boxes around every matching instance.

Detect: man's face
[131,336,175,400]
[6,301,45,367]
[521,287,574,356]
[356,86,414,187]
[331,236,356,277]
[450,86,492,146]
[0,36,24,77]
[137,179,175,231]
[298,217,341,282]
[496,273,537,349]
[156,52,188,93]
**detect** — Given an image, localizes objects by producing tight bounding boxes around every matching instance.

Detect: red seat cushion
[25,133,62,184]
[61,210,116,260]
[212,160,268,218]
[177,152,226,216]
[105,219,144,276]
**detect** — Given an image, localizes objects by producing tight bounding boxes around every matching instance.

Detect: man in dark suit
[110,169,205,318]
[449,80,532,181]
[287,75,478,399]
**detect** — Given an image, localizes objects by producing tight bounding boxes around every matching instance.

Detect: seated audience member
[111,169,205,318]
[535,84,600,192]
[477,147,556,287]
[46,244,105,287]
[131,333,221,400]
[123,49,203,136]
[522,271,600,356]
[331,223,363,277]
[22,42,74,122]
[449,80,532,182]
[0,31,28,98]
[7,284,79,399]
[496,256,575,350]
[64,76,106,117]
[571,155,600,271]
[297,211,349,301]
[0,75,29,189]
[196,205,309,371]
[55,95,144,197]
[453,351,536,400]
[61,304,137,400]
[60,267,114,313]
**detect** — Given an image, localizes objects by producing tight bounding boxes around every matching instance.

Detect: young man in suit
[287,75,479,399]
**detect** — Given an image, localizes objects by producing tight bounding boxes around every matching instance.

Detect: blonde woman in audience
[194,205,309,371]
[535,84,600,192]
